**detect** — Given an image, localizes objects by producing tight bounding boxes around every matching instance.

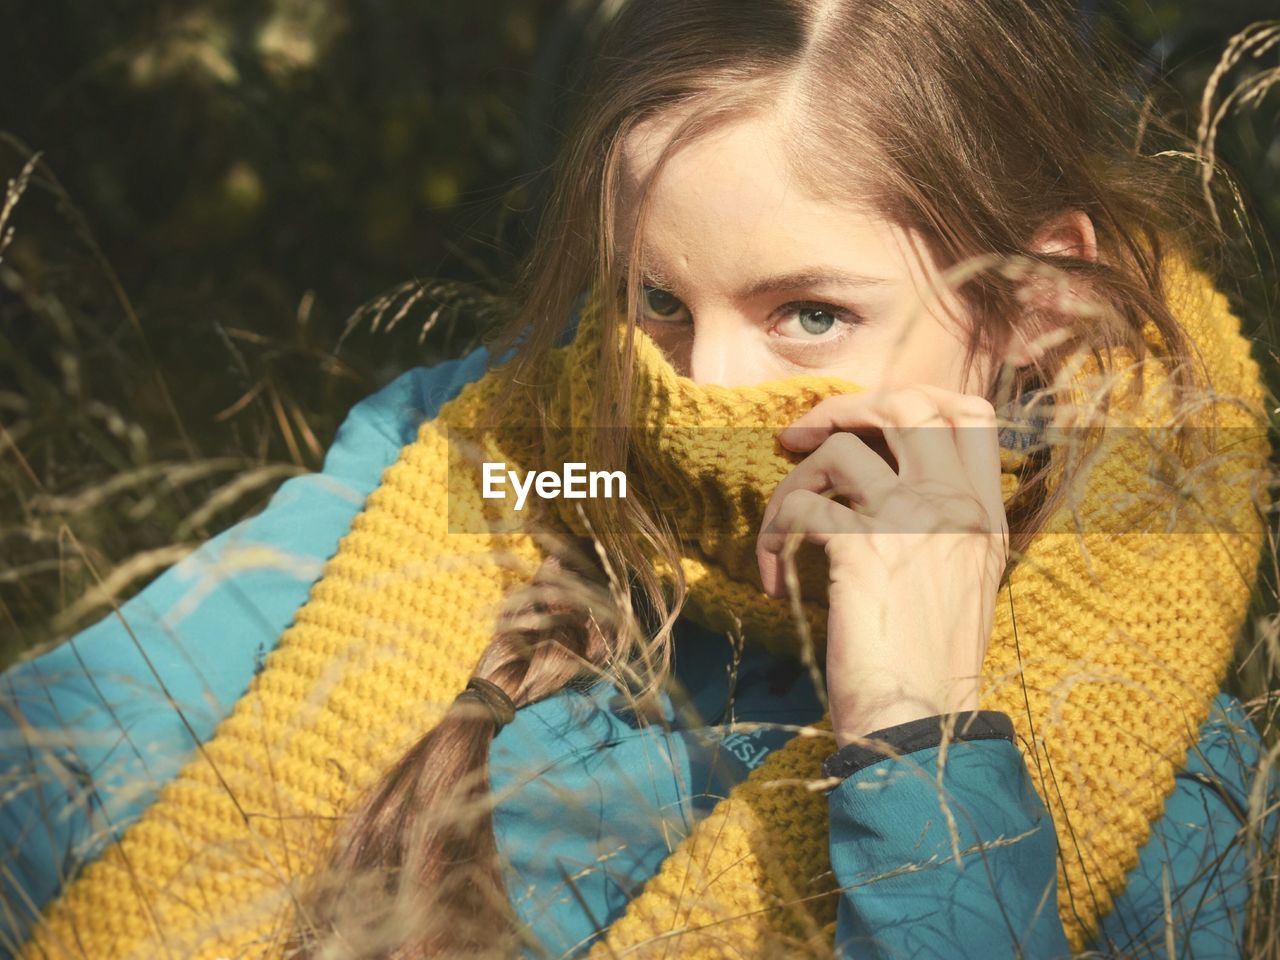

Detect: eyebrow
[634,264,892,298]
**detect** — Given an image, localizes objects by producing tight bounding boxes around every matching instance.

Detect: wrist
[822,709,1017,787]
[833,704,938,748]
[831,692,983,749]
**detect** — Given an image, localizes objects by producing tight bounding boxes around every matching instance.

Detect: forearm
[824,711,1072,959]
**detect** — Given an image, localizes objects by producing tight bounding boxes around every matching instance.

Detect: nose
[684,314,757,387]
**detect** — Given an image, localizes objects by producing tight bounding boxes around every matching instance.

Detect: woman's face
[614,111,998,395]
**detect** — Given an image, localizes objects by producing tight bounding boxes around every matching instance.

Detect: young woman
[3,1,1276,958]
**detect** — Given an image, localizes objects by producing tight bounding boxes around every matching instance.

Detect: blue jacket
[0,343,1273,959]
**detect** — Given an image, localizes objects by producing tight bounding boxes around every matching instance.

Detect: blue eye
[775,305,850,339]
[798,308,835,335]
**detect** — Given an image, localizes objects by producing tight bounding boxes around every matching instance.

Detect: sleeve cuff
[821,710,1015,782]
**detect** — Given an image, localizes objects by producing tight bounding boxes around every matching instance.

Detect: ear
[1028,208,1097,263]
[1004,209,1098,367]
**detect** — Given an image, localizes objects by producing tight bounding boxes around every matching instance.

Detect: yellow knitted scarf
[21,256,1270,959]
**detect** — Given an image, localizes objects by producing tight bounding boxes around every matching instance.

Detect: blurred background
[0,1,1277,678]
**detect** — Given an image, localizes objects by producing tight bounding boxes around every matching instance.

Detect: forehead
[614,109,931,285]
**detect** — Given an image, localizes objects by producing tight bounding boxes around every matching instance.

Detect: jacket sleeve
[1087,692,1278,959]
[823,696,1278,960]
[0,345,494,956]
[823,711,1072,960]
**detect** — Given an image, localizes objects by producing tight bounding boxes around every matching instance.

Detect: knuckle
[902,384,939,406]
[778,487,815,517]
[957,395,998,422]
[878,391,913,421]
[821,430,864,460]
[883,387,942,426]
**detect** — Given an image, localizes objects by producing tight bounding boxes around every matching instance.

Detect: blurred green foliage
[1098,1,1279,315]
[0,2,1276,665]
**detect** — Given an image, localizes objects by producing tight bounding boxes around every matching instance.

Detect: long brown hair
[287,0,1228,955]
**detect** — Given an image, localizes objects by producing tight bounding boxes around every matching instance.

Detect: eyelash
[616,283,865,349]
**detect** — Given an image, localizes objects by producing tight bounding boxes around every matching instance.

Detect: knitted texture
[19,256,1271,959]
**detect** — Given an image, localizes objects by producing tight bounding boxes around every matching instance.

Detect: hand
[756,385,1009,747]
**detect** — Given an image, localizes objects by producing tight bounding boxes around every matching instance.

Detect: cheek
[874,308,977,394]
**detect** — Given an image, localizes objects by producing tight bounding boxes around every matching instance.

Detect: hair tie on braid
[454,677,516,732]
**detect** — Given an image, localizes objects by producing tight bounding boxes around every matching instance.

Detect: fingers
[778,384,1006,537]
[756,431,899,598]
[936,393,1007,552]
[757,489,874,596]
[761,431,899,528]
[777,388,968,488]
[907,385,1006,548]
